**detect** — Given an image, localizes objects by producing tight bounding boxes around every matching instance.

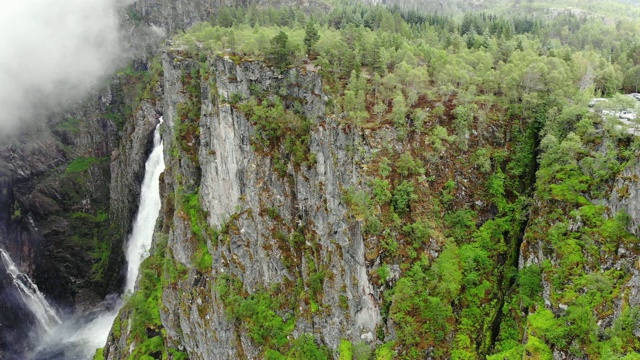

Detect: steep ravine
[0,66,162,359]
[0,0,301,357]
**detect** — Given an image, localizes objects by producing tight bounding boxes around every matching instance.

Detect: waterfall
[64,116,166,354]
[77,116,166,350]
[124,117,166,292]
[28,117,165,359]
[0,249,62,332]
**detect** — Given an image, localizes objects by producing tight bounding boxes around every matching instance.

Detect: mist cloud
[0,0,129,134]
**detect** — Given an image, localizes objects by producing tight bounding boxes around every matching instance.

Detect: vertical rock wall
[106,51,381,359]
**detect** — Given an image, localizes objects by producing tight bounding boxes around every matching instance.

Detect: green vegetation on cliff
[108,234,188,360]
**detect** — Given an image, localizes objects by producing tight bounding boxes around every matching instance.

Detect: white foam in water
[65,303,123,351]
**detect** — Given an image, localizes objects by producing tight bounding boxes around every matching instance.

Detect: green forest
[114,2,640,359]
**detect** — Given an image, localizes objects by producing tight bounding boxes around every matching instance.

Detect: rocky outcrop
[1,1,343,358]
[110,99,163,240]
[129,0,222,34]
[606,161,640,237]
[603,159,640,312]
[519,134,640,358]
[128,0,330,35]
[104,50,381,358]
[0,96,116,301]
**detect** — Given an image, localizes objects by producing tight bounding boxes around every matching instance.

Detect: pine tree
[270,31,291,71]
[304,21,320,55]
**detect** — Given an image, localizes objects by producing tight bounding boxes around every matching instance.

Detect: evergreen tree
[304,21,320,55]
[270,31,290,70]
[216,7,234,28]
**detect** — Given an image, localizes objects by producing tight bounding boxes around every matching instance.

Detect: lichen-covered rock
[128,0,330,35]
[171,54,380,358]
[104,50,381,359]
[606,161,640,237]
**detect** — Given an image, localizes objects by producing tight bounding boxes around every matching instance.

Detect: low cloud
[0,0,129,135]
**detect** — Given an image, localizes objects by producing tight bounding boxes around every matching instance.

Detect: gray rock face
[110,99,162,238]
[601,160,640,318]
[606,162,640,237]
[0,88,114,357]
[0,89,118,297]
[128,0,330,35]
[107,52,381,358]
[1,1,331,357]
[199,56,380,347]
[130,0,221,34]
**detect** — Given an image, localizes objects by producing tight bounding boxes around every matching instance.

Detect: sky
[0,0,131,135]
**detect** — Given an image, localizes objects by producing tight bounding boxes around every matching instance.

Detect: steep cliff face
[0,94,114,357]
[103,35,540,360]
[607,161,640,238]
[129,0,223,33]
[0,94,117,299]
[102,18,541,360]
[104,48,382,359]
[606,161,640,310]
[518,124,640,358]
[110,97,163,241]
[128,0,329,34]
[0,1,313,358]
[5,1,640,358]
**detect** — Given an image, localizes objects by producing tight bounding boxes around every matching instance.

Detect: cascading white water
[124,117,166,292]
[77,116,166,349]
[67,117,165,357]
[28,117,165,359]
[0,248,62,332]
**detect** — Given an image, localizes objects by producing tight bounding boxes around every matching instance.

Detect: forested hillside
[357,0,640,19]
[100,3,640,359]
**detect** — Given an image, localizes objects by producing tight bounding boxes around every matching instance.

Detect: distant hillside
[361,0,640,19]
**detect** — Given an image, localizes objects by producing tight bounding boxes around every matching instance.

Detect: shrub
[392,180,416,215]
[378,157,392,177]
[377,263,391,282]
[396,152,424,177]
[338,340,352,360]
[65,156,104,174]
[371,178,392,204]
[239,97,314,171]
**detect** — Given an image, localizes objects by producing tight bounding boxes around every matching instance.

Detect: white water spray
[0,248,62,332]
